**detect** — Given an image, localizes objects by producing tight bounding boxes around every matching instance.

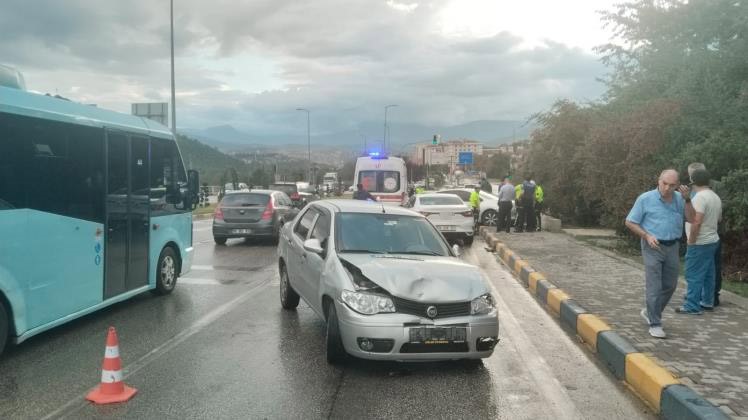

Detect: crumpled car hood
[338,254,488,302]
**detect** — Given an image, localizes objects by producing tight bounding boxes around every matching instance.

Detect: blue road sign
[458,152,473,165]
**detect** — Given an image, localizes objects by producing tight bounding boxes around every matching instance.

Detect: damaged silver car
[277,199,499,363]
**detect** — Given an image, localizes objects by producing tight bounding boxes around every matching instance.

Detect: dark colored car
[269,183,304,206]
[213,190,298,244]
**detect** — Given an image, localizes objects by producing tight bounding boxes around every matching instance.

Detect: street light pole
[384,104,397,153]
[359,133,367,155]
[296,108,311,182]
[170,0,176,134]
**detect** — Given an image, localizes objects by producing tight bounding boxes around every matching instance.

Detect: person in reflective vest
[469,186,481,229]
[534,182,544,231]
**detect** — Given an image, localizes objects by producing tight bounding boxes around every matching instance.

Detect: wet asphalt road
[0,218,654,419]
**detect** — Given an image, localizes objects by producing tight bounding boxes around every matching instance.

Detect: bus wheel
[153,247,178,295]
[0,300,9,356]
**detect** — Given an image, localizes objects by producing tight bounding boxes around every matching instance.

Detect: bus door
[105,132,150,299]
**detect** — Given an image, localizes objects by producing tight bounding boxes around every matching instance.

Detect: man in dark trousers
[519,175,536,232]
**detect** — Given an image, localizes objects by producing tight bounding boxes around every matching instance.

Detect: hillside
[175,134,338,186]
[176,134,252,185]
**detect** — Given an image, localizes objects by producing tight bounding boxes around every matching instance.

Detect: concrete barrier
[625,353,680,412]
[661,385,730,420]
[541,214,562,233]
[576,314,611,352]
[597,331,638,380]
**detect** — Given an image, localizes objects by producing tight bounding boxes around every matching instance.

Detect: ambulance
[352,152,408,205]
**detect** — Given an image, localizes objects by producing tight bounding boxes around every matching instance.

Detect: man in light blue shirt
[625,169,685,339]
[496,177,514,233]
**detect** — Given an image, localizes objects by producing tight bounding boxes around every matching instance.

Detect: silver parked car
[277,199,499,363]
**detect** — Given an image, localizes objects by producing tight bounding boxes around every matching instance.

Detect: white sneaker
[640,308,650,325]
[649,326,667,339]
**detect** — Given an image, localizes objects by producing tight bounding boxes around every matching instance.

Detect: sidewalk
[493,230,748,418]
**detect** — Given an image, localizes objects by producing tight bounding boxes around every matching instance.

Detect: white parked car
[277,200,499,363]
[437,188,516,227]
[403,193,475,245]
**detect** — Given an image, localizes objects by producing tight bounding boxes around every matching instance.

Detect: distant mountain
[181,119,536,153]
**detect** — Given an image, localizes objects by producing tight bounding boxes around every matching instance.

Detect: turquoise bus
[0,68,200,356]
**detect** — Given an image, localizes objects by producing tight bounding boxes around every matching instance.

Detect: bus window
[150,138,188,216]
[0,113,105,223]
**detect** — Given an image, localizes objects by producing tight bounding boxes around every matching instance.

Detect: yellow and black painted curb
[479,227,729,419]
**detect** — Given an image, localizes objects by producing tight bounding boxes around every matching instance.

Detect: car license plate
[438,225,456,231]
[409,327,466,344]
[232,229,252,234]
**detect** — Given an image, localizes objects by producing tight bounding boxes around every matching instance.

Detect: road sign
[458,152,473,164]
[131,102,168,126]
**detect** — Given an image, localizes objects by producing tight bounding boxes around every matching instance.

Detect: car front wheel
[326,304,347,364]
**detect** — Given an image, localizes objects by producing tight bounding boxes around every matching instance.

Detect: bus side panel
[149,212,194,286]
[23,210,103,331]
[0,209,31,337]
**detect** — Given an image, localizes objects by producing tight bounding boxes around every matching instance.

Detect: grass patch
[193,203,216,216]
[723,279,748,298]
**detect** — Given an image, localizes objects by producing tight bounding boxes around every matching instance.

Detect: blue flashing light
[367,149,387,159]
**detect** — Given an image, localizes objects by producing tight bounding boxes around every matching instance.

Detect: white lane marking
[190,265,215,271]
[179,277,222,286]
[464,247,583,419]
[45,268,274,420]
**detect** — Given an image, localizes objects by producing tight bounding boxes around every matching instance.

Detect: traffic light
[432,135,439,145]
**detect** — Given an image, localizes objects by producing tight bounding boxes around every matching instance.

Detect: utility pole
[170,0,176,135]
[296,108,311,182]
[384,104,397,153]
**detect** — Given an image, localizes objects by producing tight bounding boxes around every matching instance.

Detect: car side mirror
[303,238,324,254]
[452,244,462,257]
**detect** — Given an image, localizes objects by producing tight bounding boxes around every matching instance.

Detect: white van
[353,154,408,205]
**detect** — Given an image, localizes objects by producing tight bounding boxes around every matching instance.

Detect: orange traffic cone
[86,327,137,404]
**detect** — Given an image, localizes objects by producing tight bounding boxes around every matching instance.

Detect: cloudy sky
[2,0,617,140]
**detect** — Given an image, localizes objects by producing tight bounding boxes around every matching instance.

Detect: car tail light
[261,200,274,220]
[214,206,224,221]
[459,211,473,217]
[290,192,300,200]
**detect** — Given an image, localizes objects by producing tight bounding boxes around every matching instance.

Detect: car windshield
[221,193,269,207]
[336,212,450,256]
[269,184,297,195]
[419,195,463,206]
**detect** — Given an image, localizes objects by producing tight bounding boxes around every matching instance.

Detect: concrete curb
[484,236,729,419]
